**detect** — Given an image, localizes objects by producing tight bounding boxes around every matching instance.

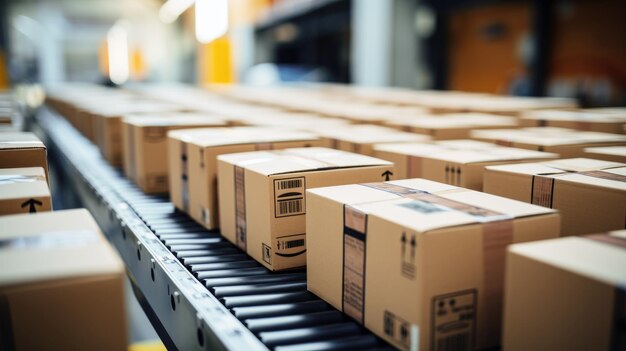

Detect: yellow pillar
[0,51,9,89]
[198,36,234,85]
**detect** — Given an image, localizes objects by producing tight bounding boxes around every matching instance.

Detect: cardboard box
[0,132,48,180]
[316,125,430,156]
[0,167,51,215]
[217,147,394,270]
[484,158,626,236]
[471,127,626,157]
[306,178,560,350]
[503,231,626,351]
[92,103,185,166]
[168,127,323,229]
[584,146,626,164]
[122,114,229,193]
[520,110,626,134]
[374,140,558,190]
[0,209,127,350]
[385,113,518,139]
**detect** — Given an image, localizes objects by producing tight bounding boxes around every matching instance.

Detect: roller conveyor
[33,107,396,351]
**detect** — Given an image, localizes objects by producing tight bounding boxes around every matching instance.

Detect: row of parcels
[0,123,127,349]
[44,83,626,350]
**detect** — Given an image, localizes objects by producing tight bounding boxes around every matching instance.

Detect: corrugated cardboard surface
[0,167,51,215]
[503,232,626,351]
[218,147,394,270]
[0,209,127,350]
[317,125,430,155]
[168,127,322,229]
[374,140,557,190]
[306,178,559,350]
[385,113,518,140]
[485,158,626,235]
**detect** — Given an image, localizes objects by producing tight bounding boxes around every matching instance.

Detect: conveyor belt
[34,107,395,351]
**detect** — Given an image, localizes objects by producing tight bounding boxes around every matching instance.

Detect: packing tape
[0,175,46,185]
[342,205,367,324]
[234,166,247,251]
[530,175,555,208]
[580,170,626,183]
[180,141,189,213]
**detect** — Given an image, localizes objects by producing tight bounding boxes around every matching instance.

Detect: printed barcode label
[286,239,305,248]
[437,333,469,351]
[278,199,303,215]
[431,290,476,351]
[277,179,303,190]
[274,177,306,218]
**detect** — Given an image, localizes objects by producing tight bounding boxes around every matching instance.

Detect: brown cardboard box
[503,231,626,351]
[484,158,626,236]
[471,127,626,157]
[122,114,229,193]
[0,209,127,350]
[168,127,323,229]
[520,110,626,134]
[92,103,185,166]
[374,140,558,190]
[316,125,430,156]
[217,147,394,270]
[584,146,626,163]
[385,113,518,139]
[0,167,51,215]
[0,132,48,180]
[306,178,560,350]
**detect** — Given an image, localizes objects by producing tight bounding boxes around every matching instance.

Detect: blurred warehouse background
[1,0,625,106]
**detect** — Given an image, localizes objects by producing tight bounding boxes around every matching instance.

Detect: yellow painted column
[198,36,235,85]
[0,51,9,89]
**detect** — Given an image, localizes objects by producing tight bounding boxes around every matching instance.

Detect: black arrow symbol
[382,170,393,181]
[21,198,43,213]
[401,232,407,260]
[410,234,416,259]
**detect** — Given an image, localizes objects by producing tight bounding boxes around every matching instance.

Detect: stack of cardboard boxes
[41,83,626,350]
[0,126,127,350]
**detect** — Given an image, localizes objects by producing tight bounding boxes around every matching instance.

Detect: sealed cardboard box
[316,125,430,155]
[0,167,51,215]
[471,127,626,157]
[122,114,229,193]
[93,103,185,166]
[306,178,560,350]
[484,158,626,236]
[503,231,626,351]
[0,132,48,180]
[218,147,394,270]
[385,113,518,139]
[374,140,558,190]
[584,146,626,163]
[168,127,323,229]
[0,209,127,350]
[520,109,626,134]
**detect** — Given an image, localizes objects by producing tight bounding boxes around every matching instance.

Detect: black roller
[196,267,268,280]
[213,281,307,298]
[260,323,361,347]
[232,301,330,320]
[245,310,344,333]
[273,334,380,351]
[204,273,306,288]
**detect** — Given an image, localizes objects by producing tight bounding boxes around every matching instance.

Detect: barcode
[278,199,303,215]
[277,179,303,190]
[437,333,469,351]
[286,239,305,248]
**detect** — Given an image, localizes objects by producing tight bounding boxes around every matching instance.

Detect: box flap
[584,146,626,157]
[123,114,228,127]
[375,141,557,164]
[522,109,626,123]
[387,113,518,129]
[0,209,124,287]
[219,147,392,176]
[0,167,49,200]
[542,158,624,172]
[168,127,319,147]
[472,127,626,146]
[0,132,45,150]
[509,234,626,287]
[317,125,430,144]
